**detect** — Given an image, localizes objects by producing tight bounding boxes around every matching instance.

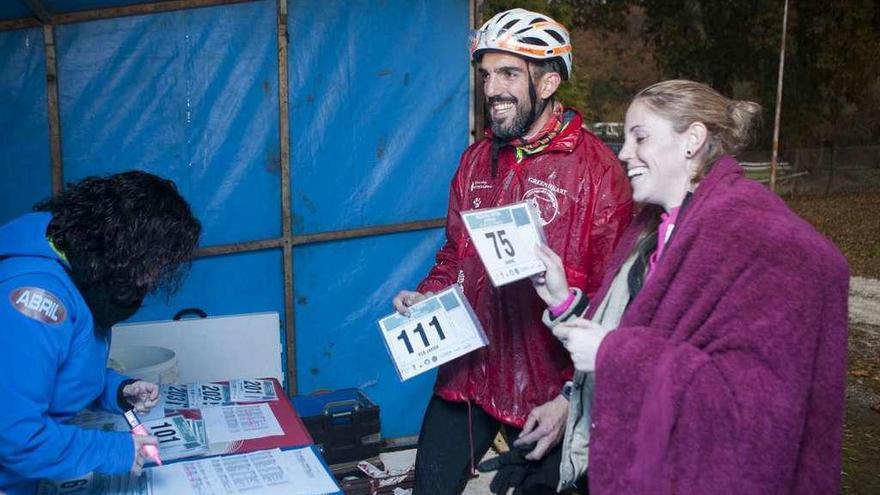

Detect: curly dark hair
[34,171,201,317]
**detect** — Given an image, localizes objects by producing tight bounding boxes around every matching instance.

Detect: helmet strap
[524,62,549,139]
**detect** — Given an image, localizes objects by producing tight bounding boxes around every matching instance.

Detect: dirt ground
[841,278,880,494]
[786,193,880,279]
[844,322,880,494]
[785,194,880,493]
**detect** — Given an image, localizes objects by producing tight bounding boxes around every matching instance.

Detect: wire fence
[739,145,880,195]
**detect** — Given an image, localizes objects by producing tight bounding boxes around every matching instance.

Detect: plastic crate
[292,388,381,465]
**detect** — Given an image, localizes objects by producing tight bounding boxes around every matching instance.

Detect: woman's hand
[531,244,571,307]
[514,394,569,461]
[130,434,159,477]
[551,317,611,372]
[122,380,160,413]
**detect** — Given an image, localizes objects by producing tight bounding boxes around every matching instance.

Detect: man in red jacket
[392,8,632,494]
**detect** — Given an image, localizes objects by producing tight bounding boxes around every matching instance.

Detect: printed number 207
[397,316,446,354]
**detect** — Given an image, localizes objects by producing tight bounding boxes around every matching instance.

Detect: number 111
[397,315,446,354]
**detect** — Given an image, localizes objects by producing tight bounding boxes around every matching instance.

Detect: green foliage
[476,0,880,146]
[631,0,880,146]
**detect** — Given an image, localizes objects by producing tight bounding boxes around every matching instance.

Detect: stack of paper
[37,448,340,495]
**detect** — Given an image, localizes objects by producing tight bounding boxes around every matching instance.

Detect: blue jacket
[0,213,133,495]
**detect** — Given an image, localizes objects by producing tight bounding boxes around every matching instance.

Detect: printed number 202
[485,230,515,259]
[397,316,446,354]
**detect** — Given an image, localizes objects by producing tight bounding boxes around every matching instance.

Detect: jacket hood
[0,212,63,263]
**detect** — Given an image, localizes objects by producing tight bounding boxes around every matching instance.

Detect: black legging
[414,395,563,495]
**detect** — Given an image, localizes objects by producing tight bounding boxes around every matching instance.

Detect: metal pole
[42,24,63,195]
[769,0,789,192]
[197,238,285,258]
[51,0,254,25]
[472,0,485,142]
[0,0,257,31]
[195,217,446,259]
[0,18,41,31]
[292,218,446,246]
[276,0,296,395]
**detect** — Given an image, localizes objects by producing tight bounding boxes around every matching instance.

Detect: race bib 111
[377,285,487,381]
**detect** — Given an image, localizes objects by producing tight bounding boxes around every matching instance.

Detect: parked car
[590,121,623,155]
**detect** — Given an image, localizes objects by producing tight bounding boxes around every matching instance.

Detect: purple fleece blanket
[587,156,849,494]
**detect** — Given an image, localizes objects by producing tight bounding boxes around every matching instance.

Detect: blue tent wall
[0,0,470,438]
[45,0,153,10]
[0,28,50,225]
[288,0,469,438]
[288,0,468,232]
[55,1,282,247]
[0,3,32,20]
[51,0,290,383]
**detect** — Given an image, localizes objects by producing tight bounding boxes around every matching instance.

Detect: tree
[477,0,880,146]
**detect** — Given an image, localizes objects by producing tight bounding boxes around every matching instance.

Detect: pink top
[646,206,681,278]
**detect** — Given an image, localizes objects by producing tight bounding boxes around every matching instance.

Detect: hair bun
[728,100,762,148]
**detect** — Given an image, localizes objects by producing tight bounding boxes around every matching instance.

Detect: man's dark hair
[529,57,566,81]
[34,171,201,315]
[473,53,566,83]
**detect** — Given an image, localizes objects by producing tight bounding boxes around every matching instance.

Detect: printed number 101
[397,315,446,354]
[152,422,181,444]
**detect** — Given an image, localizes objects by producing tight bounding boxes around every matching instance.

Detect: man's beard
[488,95,534,140]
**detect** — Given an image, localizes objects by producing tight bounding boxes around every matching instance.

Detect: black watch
[561,380,573,401]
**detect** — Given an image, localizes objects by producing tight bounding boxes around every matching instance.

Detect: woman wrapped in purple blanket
[528,80,849,494]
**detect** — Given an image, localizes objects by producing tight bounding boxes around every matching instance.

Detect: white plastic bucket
[108,345,179,385]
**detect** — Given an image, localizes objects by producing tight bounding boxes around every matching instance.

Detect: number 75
[485,229,515,259]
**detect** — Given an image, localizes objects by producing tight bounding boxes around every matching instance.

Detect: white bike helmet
[471,8,573,80]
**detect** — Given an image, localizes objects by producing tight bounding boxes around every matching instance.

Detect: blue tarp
[46,0,155,12]
[0,28,50,226]
[288,0,468,233]
[56,0,281,247]
[0,2,33,20]
[288,0,469,438]
[2,0,158,17]
[0,0,469,438]
[294,229,449,438]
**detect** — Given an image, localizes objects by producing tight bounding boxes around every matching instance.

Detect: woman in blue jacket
[0,171,201,495]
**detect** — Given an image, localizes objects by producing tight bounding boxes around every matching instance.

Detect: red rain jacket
[417,109,633,427]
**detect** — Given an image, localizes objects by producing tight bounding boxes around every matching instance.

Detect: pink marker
[123,409,162,466]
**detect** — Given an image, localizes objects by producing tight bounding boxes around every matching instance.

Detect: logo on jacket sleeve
[522,187,560,225]
[470,180,493,192]
[524,178,566,225]
[9,287,67,324]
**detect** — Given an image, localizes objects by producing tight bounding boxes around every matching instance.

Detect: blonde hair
[634,80,762,179]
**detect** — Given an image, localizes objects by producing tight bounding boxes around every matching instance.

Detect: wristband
[549,289,576,317]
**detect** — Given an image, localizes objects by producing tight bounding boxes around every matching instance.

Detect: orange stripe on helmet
[496,39,572,58]
[529,21,569,35]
